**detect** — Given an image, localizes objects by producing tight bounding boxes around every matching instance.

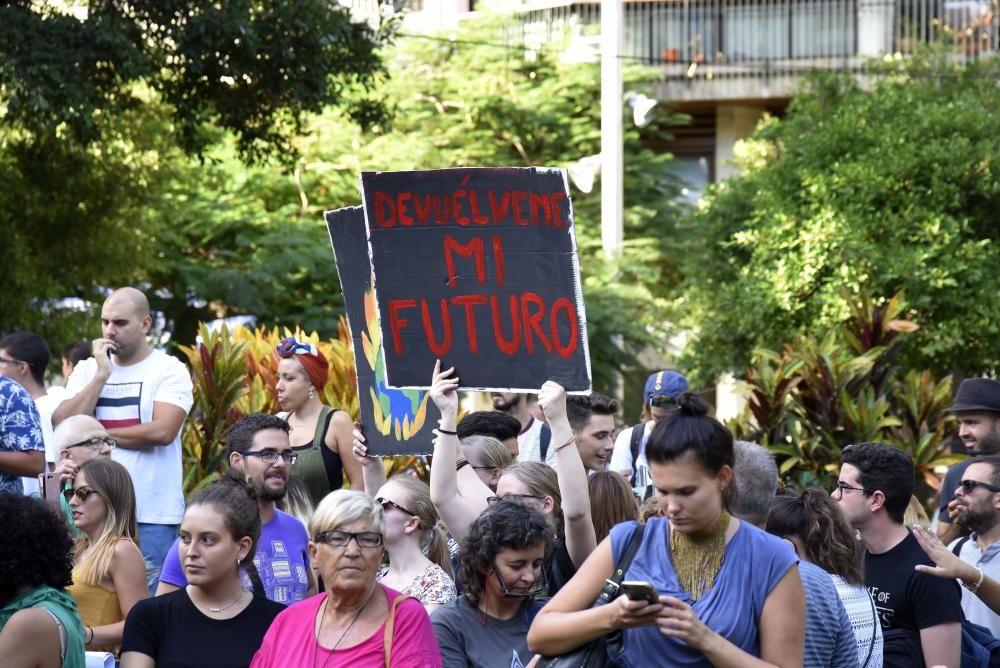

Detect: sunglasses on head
[276,337,319,358]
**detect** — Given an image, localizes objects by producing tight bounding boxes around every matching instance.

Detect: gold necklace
[669,511,731,601]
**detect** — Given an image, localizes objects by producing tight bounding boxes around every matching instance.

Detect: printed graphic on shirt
[868,586,893,628]
[251,539,309,605]
[96,382,143,429]
[511,650,525,668]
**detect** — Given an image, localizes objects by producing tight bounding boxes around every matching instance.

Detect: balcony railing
[516,0,998,90]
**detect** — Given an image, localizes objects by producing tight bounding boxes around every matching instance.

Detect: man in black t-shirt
[834,442,963,668]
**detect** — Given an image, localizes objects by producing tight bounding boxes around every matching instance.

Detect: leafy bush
[730,293,961,499]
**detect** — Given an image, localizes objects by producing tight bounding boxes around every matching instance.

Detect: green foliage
[731,292,959,498]
[178,320,362,494]
[681,51,1000,384]
[178,324,250,495]
[0,0,391,163]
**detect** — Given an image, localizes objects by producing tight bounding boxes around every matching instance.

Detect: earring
[309,387,315,400]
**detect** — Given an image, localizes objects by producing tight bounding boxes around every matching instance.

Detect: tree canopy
[2,12,688,393]
[679,52,1000,385]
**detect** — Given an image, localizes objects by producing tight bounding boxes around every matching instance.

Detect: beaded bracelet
[964,567,985,593]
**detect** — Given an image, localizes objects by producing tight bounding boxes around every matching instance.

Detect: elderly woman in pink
[251,490,441,667]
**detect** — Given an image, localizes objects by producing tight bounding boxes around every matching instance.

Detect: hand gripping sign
[359,167,592,393]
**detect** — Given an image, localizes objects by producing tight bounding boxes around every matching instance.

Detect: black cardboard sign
[360,167,592,392]
[326,206,438,455]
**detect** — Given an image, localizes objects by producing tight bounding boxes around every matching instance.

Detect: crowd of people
[1,285,1000,668]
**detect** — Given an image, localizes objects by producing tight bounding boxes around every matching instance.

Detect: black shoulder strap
[539,423,552,461]
[952,534,972,557]
[595,523,647,606]
[629,424,644,468]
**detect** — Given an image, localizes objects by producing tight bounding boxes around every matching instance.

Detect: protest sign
[360,167,592,392]
[326,206,438,455]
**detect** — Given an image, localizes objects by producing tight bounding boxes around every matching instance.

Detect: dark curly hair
[457,501,555,605]
[0,494,74,602]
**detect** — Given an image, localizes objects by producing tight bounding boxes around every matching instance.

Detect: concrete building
[394,0,997,194]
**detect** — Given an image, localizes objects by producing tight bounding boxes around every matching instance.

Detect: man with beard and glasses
[945,455,1000,637]
[432,500,555,668]
[155,413,315,605]
[938,378,1000,545]
[490,392,553,466]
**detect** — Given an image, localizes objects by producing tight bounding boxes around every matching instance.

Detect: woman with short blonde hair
[251,490,441,666]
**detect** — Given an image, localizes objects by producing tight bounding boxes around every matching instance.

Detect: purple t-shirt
[160,508,310,605]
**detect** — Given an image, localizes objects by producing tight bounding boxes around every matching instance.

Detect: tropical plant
[177,320,429,491]
[177,324,249,495]
[731,292,957,500]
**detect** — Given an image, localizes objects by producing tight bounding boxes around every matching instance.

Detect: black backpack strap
[629,424,644,470]
[539,423,552,461]
[952,534,972,557]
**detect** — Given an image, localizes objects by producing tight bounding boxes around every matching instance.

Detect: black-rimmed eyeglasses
[65,436,117,450]
[240,450,297,465]
[833,481,870,495]
[314,530,384,549]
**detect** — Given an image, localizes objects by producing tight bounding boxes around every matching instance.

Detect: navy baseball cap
[644,371,689,407]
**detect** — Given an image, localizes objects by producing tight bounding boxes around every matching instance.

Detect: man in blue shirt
[0,375,44,494]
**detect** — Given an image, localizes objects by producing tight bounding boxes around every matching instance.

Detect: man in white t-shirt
[52,287,193,594]
[609,370,688,480]
[490,392,554,466]
[0,331,59,493]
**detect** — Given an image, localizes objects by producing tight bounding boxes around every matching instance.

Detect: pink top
[250,585,441,668]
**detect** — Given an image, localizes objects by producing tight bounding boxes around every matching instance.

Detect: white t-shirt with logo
[65,350,193,524]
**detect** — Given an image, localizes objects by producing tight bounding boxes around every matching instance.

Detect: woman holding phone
[528,393,805,668]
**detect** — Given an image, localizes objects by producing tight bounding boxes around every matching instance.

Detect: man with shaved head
[52,287,193,594]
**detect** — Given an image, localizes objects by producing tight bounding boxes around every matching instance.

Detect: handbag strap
[595,522,647,606]
[861,589,878,668]
[383,594,412,667]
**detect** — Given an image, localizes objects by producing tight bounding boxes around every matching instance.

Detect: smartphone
[38,472,62,508]
[621,581,659,604]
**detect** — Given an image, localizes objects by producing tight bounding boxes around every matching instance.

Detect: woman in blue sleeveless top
[528,393,805,668]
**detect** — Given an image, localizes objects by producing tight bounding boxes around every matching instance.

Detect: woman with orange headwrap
[274,338,363,505]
